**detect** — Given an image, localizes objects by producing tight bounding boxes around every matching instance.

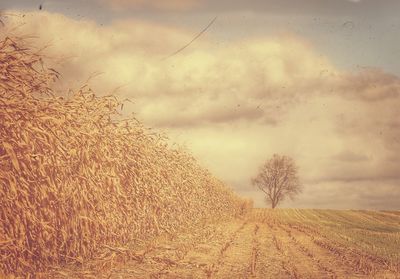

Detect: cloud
[151,102,265,128]
[337,68,400,101]
[4,11,337,126]
[333,150,369,162]
[93,0,201,11]
[3,10,400,209]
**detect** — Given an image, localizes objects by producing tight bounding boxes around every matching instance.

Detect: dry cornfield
[0,35,252,277]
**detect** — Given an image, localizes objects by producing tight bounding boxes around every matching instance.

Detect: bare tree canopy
[252,154,302,208]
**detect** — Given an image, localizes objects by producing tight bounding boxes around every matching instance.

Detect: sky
[1,0,399,209]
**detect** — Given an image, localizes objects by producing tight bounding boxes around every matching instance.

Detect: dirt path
[51,215,400,279]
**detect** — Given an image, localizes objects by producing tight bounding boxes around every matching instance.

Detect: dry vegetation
[0,35,252,277]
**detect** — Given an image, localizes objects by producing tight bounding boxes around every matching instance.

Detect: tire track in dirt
[275,222,345,279]
[250,223,290,278]
[247,210,301,278]
[268,222,325,279]
[248,224,260,277]
[203,221,250,278]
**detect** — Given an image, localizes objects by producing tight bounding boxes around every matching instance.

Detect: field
[47,209,400,278]
[1,28,400,279]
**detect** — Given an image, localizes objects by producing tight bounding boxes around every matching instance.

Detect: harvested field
[46,209,400,278]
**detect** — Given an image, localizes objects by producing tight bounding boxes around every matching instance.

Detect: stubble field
[51,208,400,279]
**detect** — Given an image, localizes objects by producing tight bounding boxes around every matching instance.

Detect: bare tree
[251,154,301,209]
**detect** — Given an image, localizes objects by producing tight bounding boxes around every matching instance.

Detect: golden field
[0,34,399,279]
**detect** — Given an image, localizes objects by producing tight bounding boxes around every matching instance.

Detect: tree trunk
[271,196,278,209]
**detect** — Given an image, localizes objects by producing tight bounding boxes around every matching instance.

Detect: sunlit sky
[1,0,399,209]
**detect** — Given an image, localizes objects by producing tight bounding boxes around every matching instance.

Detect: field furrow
[280,222,399,278]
